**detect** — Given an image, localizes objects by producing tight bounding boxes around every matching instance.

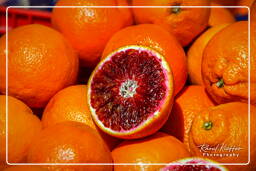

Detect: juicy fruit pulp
[161,158,227,171]
[88,45,173,139]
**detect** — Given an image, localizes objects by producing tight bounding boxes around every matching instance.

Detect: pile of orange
[0,0,255,170]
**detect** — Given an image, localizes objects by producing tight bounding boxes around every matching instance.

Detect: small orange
[27,121,113,171]
[103,24,187,95]
[162,86,215,151]
[131,0,211,46]
[0,24,79,108]
[42,85,120,150]
[202,21,255,104]
[112,132,190,171]
[52,0,133,67]
[209,3,235,26]
[189,102,256,171]
[3,166,47,171]
[0,95,42,164]
[187,24,230,85]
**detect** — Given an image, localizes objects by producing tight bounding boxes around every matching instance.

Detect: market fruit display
[0,1,254,170]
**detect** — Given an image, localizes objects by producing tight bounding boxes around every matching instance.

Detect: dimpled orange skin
[3,166,47,171]
[42,85,120,150]
[202,21,255,104]
[103,24,187,96]
[251,1,256,102]
[209,3,235,27]
[0,95,42,164]
[161,86,215,152]
[131,0,211,46]
[52,0,133,67]
[27,121,113,171]
[0,24,78,108]
[112,132,190,171]
[189,102,256,171]
[187,24,229,85]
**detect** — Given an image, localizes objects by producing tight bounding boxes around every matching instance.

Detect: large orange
[162,86,215,151]
[103,24,187,95]
[0,24,78,108]
[209,3,235,26]
[42,85,120,150]
[131,0,210,46]
[52,0,133,67]
[202,21,255,104]
[251,1,256,100]
[189,102,256,171]
[112,132,190,171]
[27,121,113,171]
[0,95,42,165]
[187,24,230,85]
[3,166,47,171]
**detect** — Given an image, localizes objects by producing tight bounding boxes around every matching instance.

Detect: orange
[202,21,255,104]
[3,166,47,171]
[251,1,256,99]
[189,102,256,171]
[187,24,230,85]
[27,121,113,171]
[0,95,42,164]
[0,24,78,108]
[52,0,133,67]
[103,24,187,95]
[131,0,211,46]
[42,85,120,150]
[209,3,235,26]
[112,132,190,171]
[162,86,215,151]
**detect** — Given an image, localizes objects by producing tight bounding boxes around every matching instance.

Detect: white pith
[88,45,172,136]
[119,79,138,98]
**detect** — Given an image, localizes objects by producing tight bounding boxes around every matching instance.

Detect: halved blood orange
[161,157,228,171]
[88,45,174,139]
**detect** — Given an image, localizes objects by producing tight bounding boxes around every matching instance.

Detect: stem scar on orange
[202,21,255,104]
[189,102,256,171]
[131,0,211,46]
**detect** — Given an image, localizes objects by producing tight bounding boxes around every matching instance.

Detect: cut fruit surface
[88,45,174,139]
[161,157,227,171]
